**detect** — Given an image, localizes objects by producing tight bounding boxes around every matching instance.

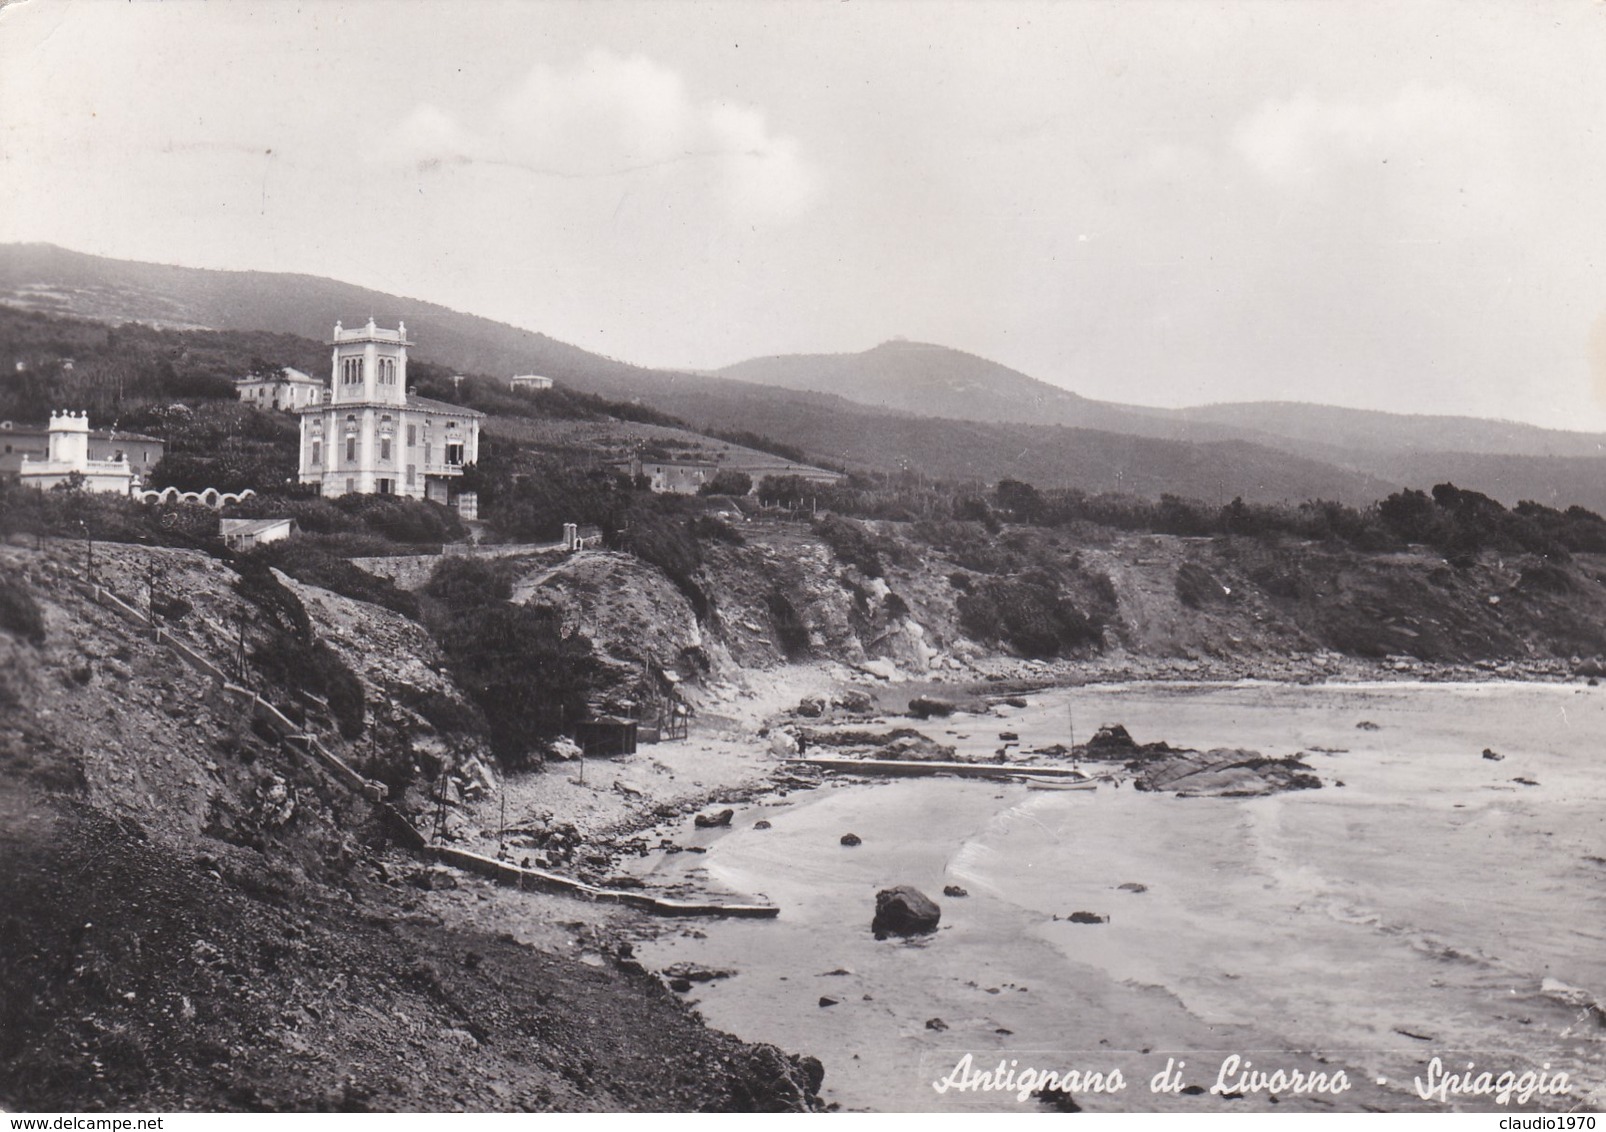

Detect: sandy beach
[504,678,1606,1113]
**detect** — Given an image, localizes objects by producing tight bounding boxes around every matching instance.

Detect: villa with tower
[295,319,483,517]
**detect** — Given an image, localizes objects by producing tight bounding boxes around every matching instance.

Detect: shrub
[233,562,365,738]
[422,557,602,765]
[957,575,1105,658]
[615,509,711,621]
[332,494,465,546]
[0,579,45,645]
[699,469,754,497]
[689,514,745,545]
[424,557,514,612]
[813,514,888,578]
[430,602,602,765]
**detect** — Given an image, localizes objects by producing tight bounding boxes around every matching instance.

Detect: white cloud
[1231,85,1515,233]
[385,50,819,224]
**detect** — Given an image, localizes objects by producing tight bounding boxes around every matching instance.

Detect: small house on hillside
[14,412,161,495]
[1,417,164,484]
[220,517,296,551]
[238,367,325,411]
[616,455,719,495]
[509,374,555,392]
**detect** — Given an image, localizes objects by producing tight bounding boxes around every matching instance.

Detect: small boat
[1016,774,1098,791]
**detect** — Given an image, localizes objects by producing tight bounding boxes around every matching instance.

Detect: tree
[992,479,1044,523]
[699,469,753,497]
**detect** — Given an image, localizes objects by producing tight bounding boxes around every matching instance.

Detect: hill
[718,339,1253,443]
[722,339,1606,459]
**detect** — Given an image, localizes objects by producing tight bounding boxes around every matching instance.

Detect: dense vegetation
[421,558,603,765]
[0,307,326,424]
[233,559,367,739]
[748,472,1606,566]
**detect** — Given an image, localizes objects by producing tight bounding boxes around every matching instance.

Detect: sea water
[633,682,1606,1112]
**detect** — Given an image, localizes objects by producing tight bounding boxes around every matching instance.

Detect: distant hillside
[1169,400,1606,461]
[0,242,712,401]
[721,339,1606,461]
[8,242,1606,509]
[718,339,1260,445]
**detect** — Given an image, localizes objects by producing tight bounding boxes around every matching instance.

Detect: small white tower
[329,319,410,408]
[47,410,91,467]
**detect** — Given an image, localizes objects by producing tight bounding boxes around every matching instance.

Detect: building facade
[509,374,555,391]
[294,320,482,513]
[1,419,164,482]
[237,367,325,411]
[617,456,719,495]
[16,412,147,494]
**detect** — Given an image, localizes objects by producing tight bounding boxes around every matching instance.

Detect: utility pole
[433,769,450,845]
[80,521,94,584]
[234,609,249,683]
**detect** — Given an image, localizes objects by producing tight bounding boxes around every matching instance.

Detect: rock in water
[873,886,941,937]
[943,884,969,898]
[1086,723,1137,753]
[695,808,734,828]
[840,832,862,846]
[1482,748,1504,761]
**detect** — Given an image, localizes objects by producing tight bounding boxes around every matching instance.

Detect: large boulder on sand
[873,885,941,937]
[834,689,874,714]
[908,696,957,719]
[876,734,956,762]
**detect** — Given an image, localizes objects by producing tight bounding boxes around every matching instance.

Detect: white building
[19,411,138,494]
[220,517,296,550]
[509,374,554,391]
[294,320,483,514]
[237,367,325,411]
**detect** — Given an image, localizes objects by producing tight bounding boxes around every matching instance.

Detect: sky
[3,0,1606,429]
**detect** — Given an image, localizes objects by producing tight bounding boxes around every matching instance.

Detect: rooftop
[289,393,483,417]
[0,421,164,443]
[237,367,322,385]
[328,318,413,347]
[220,517,295,537]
